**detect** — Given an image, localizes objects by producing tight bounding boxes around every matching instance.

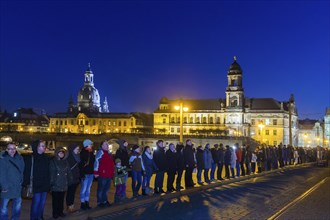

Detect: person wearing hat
[50,147,70,219]
[79,139,95,210]
[94,140,114,207]
[129,145,145,197]
[113,158,127,202]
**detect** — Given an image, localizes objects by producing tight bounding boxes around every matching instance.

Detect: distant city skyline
[0,1,329,119]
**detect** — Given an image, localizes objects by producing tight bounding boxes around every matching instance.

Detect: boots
[85,201,91,210]
[142,189,147,196]
[80,202,86,210]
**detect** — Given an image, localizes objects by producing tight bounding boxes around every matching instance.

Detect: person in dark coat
[23,140,50,220]
[166,143,177,192]
[218,144,225,180]
[175,143,185,191]
[142,146,158,195]
[50,147,70,219]
[79,139,95,210]
[183,139,196,188]
[224,145,232,179]
[65,144,80,212]
[245,145,252,175]
[210,144,220,181]
[115,140,130,168]
[196,145,204,184]
[153,140,167,194]
[240,145,246,176]
[0,142,24,220]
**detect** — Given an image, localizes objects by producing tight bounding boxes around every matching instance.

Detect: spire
[87,63,91,71]
[103,96,109,113]
[234,56,237,61]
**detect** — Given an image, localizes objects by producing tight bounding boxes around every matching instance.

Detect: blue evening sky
[0,0,329,119]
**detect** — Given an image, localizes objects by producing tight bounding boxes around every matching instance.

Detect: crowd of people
[0,139,329,220]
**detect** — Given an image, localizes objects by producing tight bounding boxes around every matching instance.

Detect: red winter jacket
[236,149,242,163]
[94,149,114,178]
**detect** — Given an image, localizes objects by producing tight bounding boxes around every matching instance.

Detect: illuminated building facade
[49,64,153,134]
[298,119,324,147]
[154,57,299,146]
[0,108,49,132]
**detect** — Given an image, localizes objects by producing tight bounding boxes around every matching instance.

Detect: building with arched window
[154,57,299,146]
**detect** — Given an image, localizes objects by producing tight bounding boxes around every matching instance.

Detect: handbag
[22,156,34,199]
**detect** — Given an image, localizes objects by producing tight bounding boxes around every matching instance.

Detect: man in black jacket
[183,139,196,188]
[23,140,50,220]
[166,143,177,192]
[153,140,167,194]
[175,143,185,191]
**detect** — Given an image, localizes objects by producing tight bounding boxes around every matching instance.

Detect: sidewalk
[19,163,314,220]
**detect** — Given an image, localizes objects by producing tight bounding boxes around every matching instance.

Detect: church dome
[77,64,101,112]
[77,86,101,111]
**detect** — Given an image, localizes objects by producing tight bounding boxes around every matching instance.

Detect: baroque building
[298,119,324,147]
[49,65,152,134]
[153,57,299,146]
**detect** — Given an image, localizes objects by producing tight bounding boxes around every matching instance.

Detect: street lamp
[258,122,264,144]
[174,102,188,143]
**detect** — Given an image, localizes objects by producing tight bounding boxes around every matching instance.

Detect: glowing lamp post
[258,122,264,144]
[174,102,188,143]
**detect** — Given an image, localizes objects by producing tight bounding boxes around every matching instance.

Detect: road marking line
[267,177,329,220]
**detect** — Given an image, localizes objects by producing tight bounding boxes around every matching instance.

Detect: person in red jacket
[94,141,114,207]
[235,143,242,177]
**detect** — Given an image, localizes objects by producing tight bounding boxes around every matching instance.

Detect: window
[124,121,127,127]
[184,117,187,123]
[71,120,74,125]
[274,141,277,146]
[190,117,194,123]
[210,117,213,124]
[273,119,277,125]
[171,127,174,133]
[177,128,180,133]
[85,120,89,125]
[64,120,67,125]
[163,118,166,124]
[265,119,270,125]
[265,130,269,135]
[196,117,200,123]
[273,130,277,136]
[171,117,175,123]
[60,120,63,125]
[203,117,207,124]
[251,119,255,125]
[119,121,122,126]
[108,121,111,126]
[216,117,220,124]
[113,121,116,126]
[93,120,96,125]
[56,120,58,125]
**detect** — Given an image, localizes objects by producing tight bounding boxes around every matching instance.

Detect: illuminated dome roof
[77,64,101,112]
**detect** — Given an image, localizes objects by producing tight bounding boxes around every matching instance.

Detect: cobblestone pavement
[15,164,329,220]
[92,166,330,220]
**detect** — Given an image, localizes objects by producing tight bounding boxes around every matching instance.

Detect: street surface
[92,166,330,220]
[15,164,330,220]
